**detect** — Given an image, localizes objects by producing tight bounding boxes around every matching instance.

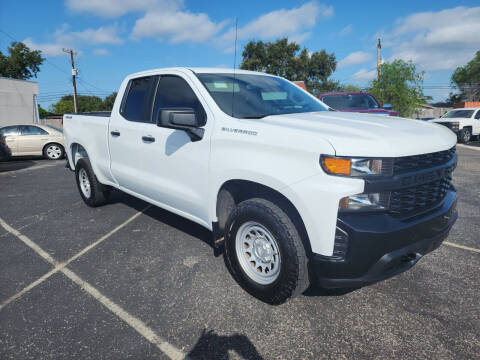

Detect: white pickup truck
[64,68,458,304]
[431,108,480,143]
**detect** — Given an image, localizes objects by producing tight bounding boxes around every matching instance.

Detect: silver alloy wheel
[78,168,91,199]
[463,129,471,143]
[46,145,62,159]
[235,221,281,285]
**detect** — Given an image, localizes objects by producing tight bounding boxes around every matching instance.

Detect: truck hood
[258,111,457,157]
[336,108,398,116]
[430,118,469,123]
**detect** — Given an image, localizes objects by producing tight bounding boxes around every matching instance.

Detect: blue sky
[1,0,479,109]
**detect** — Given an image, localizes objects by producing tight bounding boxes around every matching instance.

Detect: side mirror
[383,103,392,110]
[157,108,204,142]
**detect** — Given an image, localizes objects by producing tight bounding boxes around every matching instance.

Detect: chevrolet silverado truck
[430,108,480,143]
[64,68,458,304]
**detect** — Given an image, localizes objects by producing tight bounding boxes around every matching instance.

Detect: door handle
[142,135,155,143]
[110,131,120,137]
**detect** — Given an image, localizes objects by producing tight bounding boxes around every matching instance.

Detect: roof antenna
[231,17,238,117]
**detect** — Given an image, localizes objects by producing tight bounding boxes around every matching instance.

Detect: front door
[17,125,49,155]
[139,73,212,225]
[109,75,158,193]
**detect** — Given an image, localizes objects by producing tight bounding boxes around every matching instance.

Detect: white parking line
[0,207,189,360]
[444,241,480,254]
[457,144,480,152]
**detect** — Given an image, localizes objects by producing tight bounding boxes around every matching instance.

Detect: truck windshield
[321,94,379,110]
[441,110,474,118]
[196,73,327,119]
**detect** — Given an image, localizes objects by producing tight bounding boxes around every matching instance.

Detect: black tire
[75,158,109,207]
[458,128,471,143]
[43,143,65,160]
[224,198,309,304]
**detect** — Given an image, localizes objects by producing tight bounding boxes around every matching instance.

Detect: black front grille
[389,176,453,214]
[393,146,456,174]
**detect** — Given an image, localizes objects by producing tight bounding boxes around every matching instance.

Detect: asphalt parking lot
[0,146,479,360]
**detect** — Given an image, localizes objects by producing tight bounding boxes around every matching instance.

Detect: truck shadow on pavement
[0,159,37,172]
[188,329,264,360]
[107,190,361,299]
[106,189,216,252]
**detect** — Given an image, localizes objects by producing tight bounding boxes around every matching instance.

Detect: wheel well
[216,180,312,255]
[70,143,88,168]
[43,142,64,152]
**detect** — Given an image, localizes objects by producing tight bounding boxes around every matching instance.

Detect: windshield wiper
[240,114,273,119]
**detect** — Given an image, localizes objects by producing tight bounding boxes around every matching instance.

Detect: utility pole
[376,38,382,80]
[63,48,79,113]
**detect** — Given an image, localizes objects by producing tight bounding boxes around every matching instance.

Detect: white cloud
[93,48,109,56]
[23,38,65,57]
[65,0,180,17]
[59,25,123,45]
[351,68,377,81]
[382,6,480,71]
[23,24,122,57]
[337,51,373,69]
[219,2,333,48]
[338,24,352,36]
[131,10,226,43]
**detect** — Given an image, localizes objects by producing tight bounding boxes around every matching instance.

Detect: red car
[319,92,398,116]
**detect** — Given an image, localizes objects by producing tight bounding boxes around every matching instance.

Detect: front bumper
[310,190,457,288]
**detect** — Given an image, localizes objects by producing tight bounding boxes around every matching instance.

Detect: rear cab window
[121,76,158,122]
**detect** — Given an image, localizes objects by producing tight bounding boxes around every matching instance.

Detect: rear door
[18,125,49,155]
[138,73,212,224]
[109,75,158,193]
[0,126,20,155]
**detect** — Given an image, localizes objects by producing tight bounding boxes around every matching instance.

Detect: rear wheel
[43,143,64,160]
[224,198,309,304]
[75,158,109,207]
[458,128,471,143]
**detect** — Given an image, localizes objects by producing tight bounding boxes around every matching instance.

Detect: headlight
[321,156,390,177]
[451,122,459,131]
[339,192,390,212]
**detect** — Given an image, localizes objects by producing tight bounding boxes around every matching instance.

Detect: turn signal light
[322,157,351,175]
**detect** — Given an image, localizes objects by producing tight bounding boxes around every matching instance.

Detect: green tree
[341,84,362,92]
[50,93,117,114]
[451,50,480,102]
[240,38,337,93]
[369,60,425,117]
[102,92,117,111]
[0,42,44,80]
[51,95,104,114]
[38,105,49,118]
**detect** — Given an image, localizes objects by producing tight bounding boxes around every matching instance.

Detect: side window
[121,76,157,122]
[475,110,480,120]
[0,126,20,136]
[153,75,206,126]
[21,126,48,135]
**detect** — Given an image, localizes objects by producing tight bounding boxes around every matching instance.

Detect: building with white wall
[0,77,39,126]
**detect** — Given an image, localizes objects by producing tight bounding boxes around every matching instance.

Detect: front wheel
[43,143,64,160]
[458,128,471,143]
[224,198,309,304]
[75,158,109,207]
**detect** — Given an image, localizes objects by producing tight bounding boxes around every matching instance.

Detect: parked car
[64,68,457,304]
[319,92,398,116]
[430,108,480,143]
[0,124,65,160]
[0,134,12,161]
